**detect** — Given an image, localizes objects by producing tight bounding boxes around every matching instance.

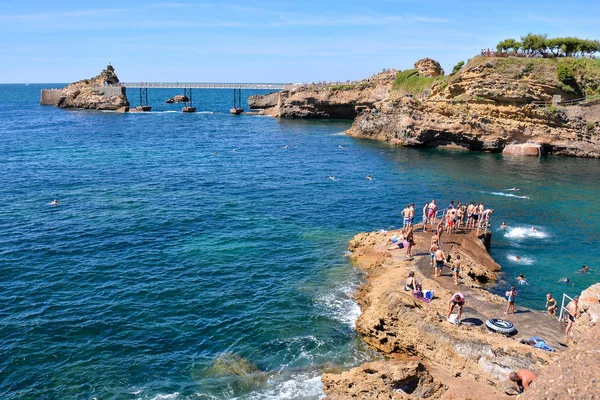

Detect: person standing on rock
[404,226,415,258]
[434,248,445,277]
[422,203,429,232]
[409,203,415,227]
[509,369,537,393]
[447,293,465,321]
[401,205,411,228]
[466,202,476,228]
[429,240,438,270]
[427,199,438,226]
[504,286,518,314]
[565,296,579,336]
[445,207,456,234]
[452,255,462,285]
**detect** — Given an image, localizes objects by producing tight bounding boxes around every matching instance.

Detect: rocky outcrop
[323,227,563,399]
[523,284,600,400]
[322,361,445,399]
[165,94,189,103]
[348,56,600,158]
[249,70,397,119]
[55,65,129,111]
[248,92,279,109]
[414,58,444,77]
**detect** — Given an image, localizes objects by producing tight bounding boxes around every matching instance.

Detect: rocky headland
[321,226,599,399]
[41,65,129,112]
[251,57,600,158]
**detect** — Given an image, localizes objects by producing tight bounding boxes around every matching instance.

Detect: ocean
[1,84,598,399]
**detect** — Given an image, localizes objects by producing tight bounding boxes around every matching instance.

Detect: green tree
[452,61,465,75]
[496,38,521,53]
[521,33,548,55]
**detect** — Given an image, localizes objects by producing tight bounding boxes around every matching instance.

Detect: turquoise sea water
[1,84,599,399]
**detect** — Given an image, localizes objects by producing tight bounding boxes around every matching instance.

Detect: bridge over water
[116,82,289,90]
[110,82,289,113]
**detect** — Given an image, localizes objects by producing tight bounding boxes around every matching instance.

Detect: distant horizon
[1,0,599,83]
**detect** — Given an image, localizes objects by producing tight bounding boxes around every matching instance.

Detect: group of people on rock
[422,199,494,233]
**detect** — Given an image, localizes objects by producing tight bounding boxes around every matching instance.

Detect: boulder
[414,58,444,77]
[165,94,189,103]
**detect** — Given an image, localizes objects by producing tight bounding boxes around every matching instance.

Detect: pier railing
[112,82,289,90]
[558,293,575,322]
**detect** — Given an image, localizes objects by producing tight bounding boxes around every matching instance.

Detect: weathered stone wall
[40,89,62,106]
[92,86,126,97]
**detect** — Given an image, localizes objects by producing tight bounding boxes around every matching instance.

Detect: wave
[488,191,530,199]
[331,131,347,136]
[314,283,361,328]
[236,373,323,400]
[506,254,535,265]
[504,227,549,239]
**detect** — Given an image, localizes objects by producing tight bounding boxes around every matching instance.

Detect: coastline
[322,224,565,398]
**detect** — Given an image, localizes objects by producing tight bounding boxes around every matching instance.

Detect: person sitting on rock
[404,271,417,291]
[447,293,465,321]
[509,369,538,393]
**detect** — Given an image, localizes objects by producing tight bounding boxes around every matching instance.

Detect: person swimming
[558,277,571,284]
[283,145,289,149]
[578,265,590,274]
[517,273,527,284]
[328,176,336,181]
[530,226,538,232]
[500,222,508,229]
[338,145,345,149]
[515,255,521,261]
[50,199,59,205]
[366,175,373,180]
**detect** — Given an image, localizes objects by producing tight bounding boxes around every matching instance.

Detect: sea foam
[504,227,549,239]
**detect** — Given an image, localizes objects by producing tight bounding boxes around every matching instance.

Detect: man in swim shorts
[409,203,415,227]
[452,255,461,285]
[466,202,475,228]
[447,293,465,321]
[434,248,445,277]
[565,296,579,336]
[545,293,557,315]
[401,205,411,228]
[422,202,429,232]
[427,200,438,226]
[429,242,438,269]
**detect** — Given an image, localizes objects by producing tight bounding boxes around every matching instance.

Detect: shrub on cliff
[393,69,442,94]
[452,61,465,75]
[495,34,600,57]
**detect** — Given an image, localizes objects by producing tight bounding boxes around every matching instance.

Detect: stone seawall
[40,89,62,106]
[92,86,126,97]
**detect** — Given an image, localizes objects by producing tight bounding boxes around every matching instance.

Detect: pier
[112,82,288,113]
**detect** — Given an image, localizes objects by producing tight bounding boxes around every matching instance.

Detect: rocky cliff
[248,69,397,119]
[348,56,600,158]
[252,56,600,157]
[55,65,129,111]
[322,227,565,399]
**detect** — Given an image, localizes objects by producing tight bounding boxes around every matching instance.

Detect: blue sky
[1,0,599,83]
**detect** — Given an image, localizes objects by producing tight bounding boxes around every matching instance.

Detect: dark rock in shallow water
[165,95,189,104]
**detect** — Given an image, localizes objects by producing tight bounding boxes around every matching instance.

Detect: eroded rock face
[56,65,129,111]
[248,92,279,109]
[414,58,444,77]
[249,69,397,119]
[502,143,543,157]
[322,361,445,399]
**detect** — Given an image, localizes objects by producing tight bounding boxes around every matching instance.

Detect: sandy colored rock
[323,226,567,399]
[502,143,543,157]
[56,65,129,111]
[322,361,445,399]
[414,58,444,77]
[348,56,600,158]
[251,69,397,119]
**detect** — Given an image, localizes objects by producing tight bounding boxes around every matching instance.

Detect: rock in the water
[414,58,444,77]
[165,94,189,104]
[203,352,261,377]
[55,65,129,111]
[502,143,542,157]
[248,92,279,109]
